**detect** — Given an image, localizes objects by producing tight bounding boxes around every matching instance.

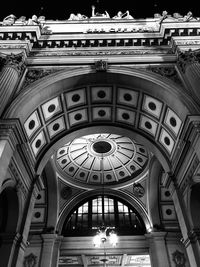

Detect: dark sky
[0,0,199,21]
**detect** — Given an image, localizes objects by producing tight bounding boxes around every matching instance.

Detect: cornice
[0,20,200,51]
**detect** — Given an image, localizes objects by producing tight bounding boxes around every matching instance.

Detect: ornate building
[0,9,200,267]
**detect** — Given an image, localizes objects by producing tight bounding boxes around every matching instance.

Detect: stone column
[168,176,200,267]
[40,234,58,267]
[147,232,170,267]
[178,50,200,102]
[0,53,26,116]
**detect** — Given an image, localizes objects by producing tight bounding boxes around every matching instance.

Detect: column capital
[0,52,26,74]
[177,49,200,73]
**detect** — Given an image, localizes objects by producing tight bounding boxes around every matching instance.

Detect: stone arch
[4,66,200,176]
[57,188,152,235]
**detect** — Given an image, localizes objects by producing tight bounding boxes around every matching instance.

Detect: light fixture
[93,225,118,247]
[93,225,118,266]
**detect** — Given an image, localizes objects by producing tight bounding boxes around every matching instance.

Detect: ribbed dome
[56,133,149,187]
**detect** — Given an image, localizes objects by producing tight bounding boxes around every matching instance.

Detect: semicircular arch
[56,188,152,235]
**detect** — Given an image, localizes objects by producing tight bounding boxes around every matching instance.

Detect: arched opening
[61,195,146,237]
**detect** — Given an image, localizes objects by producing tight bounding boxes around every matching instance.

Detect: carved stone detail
[60,186,72,199]
[23,69,59,88]
[0,52,26,74]
[94,60,108,71]
[177,49,200,73]
[133,183,145,198]
[172,250,186,267]
[23,253,37,267]
[147,66,183,86]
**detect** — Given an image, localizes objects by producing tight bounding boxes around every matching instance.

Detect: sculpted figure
[113,10,133,19]
[113,11,123,19]
[173,13,183,19]
[68,13,88,20]
[123,10,134,19]
[15,16,27,25]
[27,15,39,25]
[2,14,16,25]
[183,11,197,21]
[154,13,162,18]
[91,5,110,18]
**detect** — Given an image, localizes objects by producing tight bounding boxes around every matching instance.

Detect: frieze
[29,49,172,57]
[146,65,183,86]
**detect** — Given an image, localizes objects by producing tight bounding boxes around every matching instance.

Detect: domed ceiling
[55,133,149,188]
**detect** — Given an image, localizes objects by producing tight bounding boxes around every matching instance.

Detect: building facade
[0,10,200,267]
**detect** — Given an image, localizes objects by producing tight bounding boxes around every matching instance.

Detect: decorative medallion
[133,183,145,198]
[23,253,37,267]
[172,250,186,267]
[56,133,149,188]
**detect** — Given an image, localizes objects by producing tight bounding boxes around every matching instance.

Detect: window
[62,196,146,236]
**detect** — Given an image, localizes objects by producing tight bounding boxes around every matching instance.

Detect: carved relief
[23,253,37,267]
[147,66,183,86]
[133,183,145,198]
[60,186,72,199]
[23,69,59,88]
[172,250,186,267]
[94,60,108,71]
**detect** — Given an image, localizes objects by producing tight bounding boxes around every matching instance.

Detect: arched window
[62,195,146,236]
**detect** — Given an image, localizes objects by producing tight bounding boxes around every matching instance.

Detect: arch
[57,188,152,234]
[4,66,199,177]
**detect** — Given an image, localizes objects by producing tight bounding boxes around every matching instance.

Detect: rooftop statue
[183,11,197,21]
[68,13,88,20]
[15,16,27,25]
[91,5,110,18]
[2,14,16,25]
[113,10,134,19]
[27,15,39,25]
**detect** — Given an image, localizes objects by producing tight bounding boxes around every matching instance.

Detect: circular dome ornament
[56,133,149,189]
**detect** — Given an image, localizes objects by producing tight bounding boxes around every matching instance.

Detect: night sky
[0,0,199,21]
